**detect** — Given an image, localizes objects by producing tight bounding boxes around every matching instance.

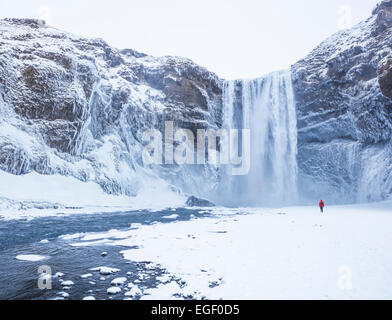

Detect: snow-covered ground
[68,202,392,300]
[2,170,391,299]
[0,170,186,220]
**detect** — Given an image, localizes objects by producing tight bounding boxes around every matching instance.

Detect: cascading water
[221,70,298,207]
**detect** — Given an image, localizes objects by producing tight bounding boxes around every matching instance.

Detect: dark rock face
[292,4,392,203]
[378,53,392,99]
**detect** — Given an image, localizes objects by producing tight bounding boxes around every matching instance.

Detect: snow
[57,292,69,298]
[82,296,96,300]
[61,281,74,287]
[141,281,183,300]
[15,255,47,262]
[0,171,129,207]
[111,277,127,286]
[91,266,120,275]
[156,274,172,283]
[0,170,186,220]
[125,285,142,297]
[162,214,179,220]
[107,286,122,295]
[68,201,392,299]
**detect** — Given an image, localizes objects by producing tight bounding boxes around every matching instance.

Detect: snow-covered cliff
[0,18,222,207]
[292,0,392,203]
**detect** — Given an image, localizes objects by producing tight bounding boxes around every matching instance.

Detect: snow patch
[111,277,127,286]
[15,255,47,262]
[0,170,186,220]
[107,286,122,295]
[91,266,120,275]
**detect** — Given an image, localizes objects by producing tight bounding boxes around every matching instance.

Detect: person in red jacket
[319,200,325,213]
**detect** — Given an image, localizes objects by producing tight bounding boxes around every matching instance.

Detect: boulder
[186,196,215,207]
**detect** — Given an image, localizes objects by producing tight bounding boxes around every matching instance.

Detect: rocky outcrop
[378,53,392,99]
[373,0,392,34]
[292,1,392,203]
[186,196,215,207]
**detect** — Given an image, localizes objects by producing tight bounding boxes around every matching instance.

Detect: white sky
[0,0,381,79]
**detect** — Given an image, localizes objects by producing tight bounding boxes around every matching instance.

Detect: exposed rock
[373,0,392,34]
[378,53,392,100]
[2,18,46,29]
[186,196,215,207]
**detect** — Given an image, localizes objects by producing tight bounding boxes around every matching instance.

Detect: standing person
[319,200,325,213]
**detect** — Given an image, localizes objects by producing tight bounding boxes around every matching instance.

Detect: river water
[0,208,213,300]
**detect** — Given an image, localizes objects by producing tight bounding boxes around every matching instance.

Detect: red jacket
[319,200,325,208]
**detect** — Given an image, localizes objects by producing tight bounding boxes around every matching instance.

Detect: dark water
[0,208,213,300]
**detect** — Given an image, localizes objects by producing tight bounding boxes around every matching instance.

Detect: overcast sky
[0,0,381,79]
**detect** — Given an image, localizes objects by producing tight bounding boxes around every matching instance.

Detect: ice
[15,255,47,262]
[59,233,85,241]
[80,273,93,279]
[70,239,111,247]
[82,296,96,300]
[162,214,179,220]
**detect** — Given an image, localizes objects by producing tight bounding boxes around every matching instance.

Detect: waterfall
[221,70,298,207]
